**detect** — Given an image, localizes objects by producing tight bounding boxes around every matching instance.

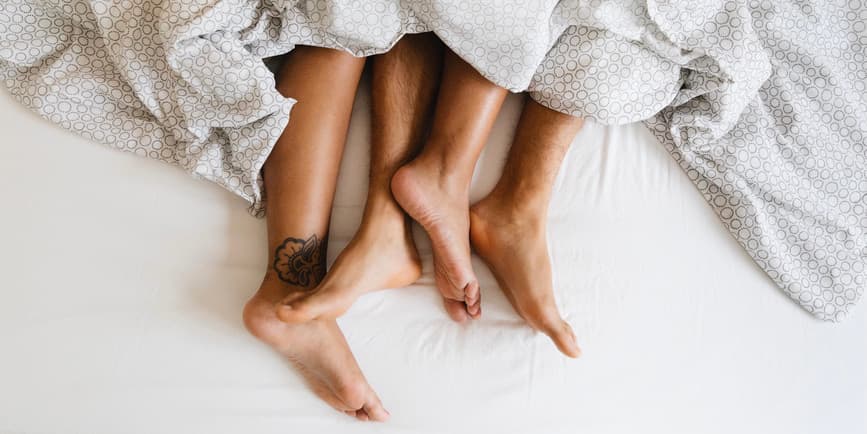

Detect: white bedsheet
[1,83,864,434]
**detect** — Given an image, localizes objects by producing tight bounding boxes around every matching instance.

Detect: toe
[520,302,581,358]
[280,291,307,305]
[543,319,581,358]
[305,380,360,414]
[273,291,319,324]
[274,302,314,324]
[362,394,390,422]
[355,409,370,421]
[289,289,352,322]
[466,299,481,319]
[464,281,481,319]
[466,300,481,319]
[443,297,470,322]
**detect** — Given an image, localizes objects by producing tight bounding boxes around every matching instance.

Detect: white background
[1,83,864,434]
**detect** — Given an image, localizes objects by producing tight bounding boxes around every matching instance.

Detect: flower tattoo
[272,235,326,288]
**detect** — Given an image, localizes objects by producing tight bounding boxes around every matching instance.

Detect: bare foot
[276,202,422,323]
[243,274,390,421]
[391,160,481,322]
[469,196,581,358]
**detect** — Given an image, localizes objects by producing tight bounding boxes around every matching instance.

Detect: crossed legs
[244,34,452,420]
[271,43,585,356]
[280,47,507,324]
[262,41,584,368]
[277,33,444,322]
[279,46,504,323]
[393,84,585,354]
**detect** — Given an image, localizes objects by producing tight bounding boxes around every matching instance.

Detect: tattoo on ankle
[273,235,326,288]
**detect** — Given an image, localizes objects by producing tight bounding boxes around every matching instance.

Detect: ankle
[363,190,405,218]
[412,152,474,193]
[358,192,414,242]
[478,185,550,221]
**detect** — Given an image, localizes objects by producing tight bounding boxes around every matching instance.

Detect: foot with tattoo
[276,194,422,323]
[244,271,390,421]
[469,194,581,358]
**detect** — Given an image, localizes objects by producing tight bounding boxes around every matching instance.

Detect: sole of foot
[391,161,481,322]
[469,197,581,358]
[244,274,390,421]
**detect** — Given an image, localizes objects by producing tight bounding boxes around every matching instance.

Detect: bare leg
[241,47,389,421]
[276,34,443,322]
[391,50,509,322]
[469,99,584,358]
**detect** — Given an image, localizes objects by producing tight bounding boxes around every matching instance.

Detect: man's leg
[469,99,584,358]
[391,50,509,322]
[276,33,444,322]
[240,47,389,421]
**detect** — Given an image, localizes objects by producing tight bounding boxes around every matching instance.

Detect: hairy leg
[469,99,584,358]
[391,49,508,322]
[241,47,389,421]
[277,34,444,323]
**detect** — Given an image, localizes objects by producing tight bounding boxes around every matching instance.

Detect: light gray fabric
[542,1,867,322]
[1,0,865,320]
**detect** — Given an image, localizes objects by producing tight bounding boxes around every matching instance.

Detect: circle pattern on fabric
[1,0,865,321]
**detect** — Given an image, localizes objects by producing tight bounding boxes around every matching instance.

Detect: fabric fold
[1,0,865,320]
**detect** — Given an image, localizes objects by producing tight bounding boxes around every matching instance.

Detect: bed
[1,82,864,433]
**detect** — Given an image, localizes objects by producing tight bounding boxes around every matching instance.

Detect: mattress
[0,83,864,433]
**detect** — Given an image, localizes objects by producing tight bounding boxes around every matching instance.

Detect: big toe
[274,301,314,323]
[362,395,390,422]
[434,260,479,320]
[341,385,389,422]
[543,319,581,358]
[276,290,352,324]
[443,297,470,323]
[464,281,481,318]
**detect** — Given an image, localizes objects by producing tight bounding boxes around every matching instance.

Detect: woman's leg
[469,99,584,358]
[391,50,509,322]
[276,33,444,322]
[240,47,389,421]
